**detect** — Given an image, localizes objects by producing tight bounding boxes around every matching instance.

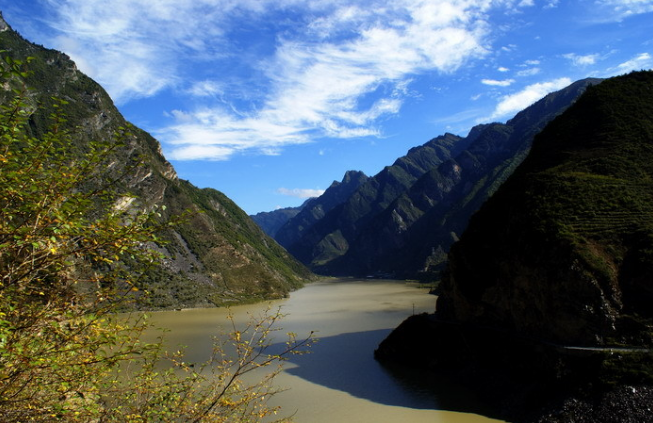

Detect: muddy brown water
[143,279,505,423]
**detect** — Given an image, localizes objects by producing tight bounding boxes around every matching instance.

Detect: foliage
[0,57,313,421]
[103,307,313,423]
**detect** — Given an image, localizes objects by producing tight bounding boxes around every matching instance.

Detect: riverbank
[533,384,653,423]
[374,313,653,422]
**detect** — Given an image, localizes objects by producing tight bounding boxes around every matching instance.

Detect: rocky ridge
[272,78,599,279]
[0,12,313,309]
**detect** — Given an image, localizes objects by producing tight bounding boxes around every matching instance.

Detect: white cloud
[498,66,510,72]
[169,144,235,161]
[39,0,536,160]
[563,53,599,66]
[484,78,572,121]
[161,106,311,160]
[609,52,653,75]
[43,0,234,103]
[187,80,225,98]
[277,188,326,199]
[160,0,518,160]
[481,78,515,86]
[516,67,541,77]
[597,0,653,19]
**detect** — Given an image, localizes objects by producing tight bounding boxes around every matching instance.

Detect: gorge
[2,9,653,422]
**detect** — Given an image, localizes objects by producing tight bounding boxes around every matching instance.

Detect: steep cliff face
[281,133,466,270]
[274,170,369,250]
[250,201,308,238]
[0,14,313,309]
[293,79,598,278]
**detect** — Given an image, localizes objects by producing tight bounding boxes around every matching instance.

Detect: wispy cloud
[159,1,518,160]
[516,67,541,77]
[484,78,572,121]
[597,0,653,20]
[563,53,599,66]
[36,0,533,161]
[608,52,653,75]
[481,78,515,86]
[187,80,225,98]
[277,188,325,199]
[44,0,236,103]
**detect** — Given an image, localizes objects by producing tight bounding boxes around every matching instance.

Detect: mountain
[0,13,313,309]
[274,170,369,249]
[376,71,653,422]
[324,78,601,278]
[277,78,599,278]
[250,200,310,238]
[279,133,467,268]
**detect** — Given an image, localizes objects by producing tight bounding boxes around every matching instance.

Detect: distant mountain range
[258,77,601,279]
[0,13,313,310]
[251,200,309,239]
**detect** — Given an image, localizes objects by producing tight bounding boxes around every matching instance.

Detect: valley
[1,7,653,422]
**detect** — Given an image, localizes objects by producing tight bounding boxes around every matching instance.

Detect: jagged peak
[342,169,368,183]
[0,11,9,32]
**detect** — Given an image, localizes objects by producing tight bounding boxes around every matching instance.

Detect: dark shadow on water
[270,328,497,417]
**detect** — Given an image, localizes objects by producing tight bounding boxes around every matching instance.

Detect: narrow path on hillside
[428,315,652,354]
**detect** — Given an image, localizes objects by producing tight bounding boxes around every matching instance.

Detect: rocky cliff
[250,201,308,239]
[323,78,601,278]
[376,71,653,422]
[275,78,598,278]
[0,13,313,309]
[274,170,369,251]
[280,133,467,271]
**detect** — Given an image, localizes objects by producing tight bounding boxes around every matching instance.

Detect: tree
[0,56,312,422]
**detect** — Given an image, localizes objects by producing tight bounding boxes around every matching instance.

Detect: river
[144,278,505,423]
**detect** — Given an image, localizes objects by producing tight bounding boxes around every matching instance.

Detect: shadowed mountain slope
[326,78,601,278]
[277,78,599,278]
[376,71,653,422]
[279,134,466,267]
[274,170,369,248]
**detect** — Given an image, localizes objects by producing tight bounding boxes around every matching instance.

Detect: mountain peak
[0,12,10,32]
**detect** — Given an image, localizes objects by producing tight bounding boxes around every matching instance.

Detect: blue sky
[2,1,652,214]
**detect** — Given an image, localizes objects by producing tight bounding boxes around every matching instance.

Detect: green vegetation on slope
[441,70,653,351]
[0,15,313,309]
